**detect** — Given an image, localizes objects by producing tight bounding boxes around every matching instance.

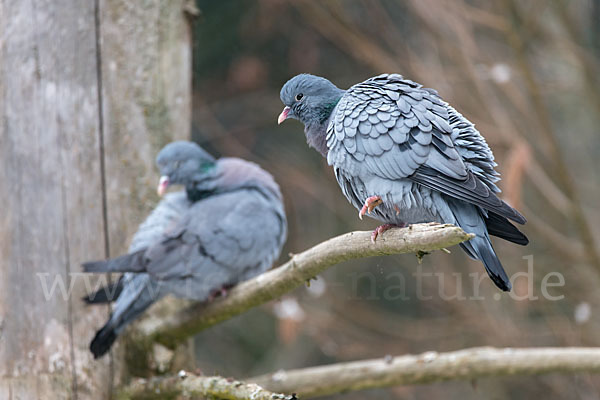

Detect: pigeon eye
[295,93,303,101]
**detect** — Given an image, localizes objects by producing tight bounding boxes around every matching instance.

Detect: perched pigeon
[83,141,287,358]
[278,73,527,292]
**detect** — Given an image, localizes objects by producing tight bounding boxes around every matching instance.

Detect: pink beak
[157,176,169,196]
[278,106,291,125]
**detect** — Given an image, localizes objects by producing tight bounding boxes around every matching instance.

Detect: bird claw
[371,223,397,243]
[207,284,233,302]
[359,196,383,220]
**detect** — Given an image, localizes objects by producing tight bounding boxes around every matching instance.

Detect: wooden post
[0,0,190,398]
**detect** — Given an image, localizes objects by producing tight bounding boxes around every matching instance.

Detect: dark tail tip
[479,246,512,292]
[90,324,118,359]
[470,236,512,292]
[490,272,512,292]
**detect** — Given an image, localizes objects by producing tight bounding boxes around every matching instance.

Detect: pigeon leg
[371,222,406,243]
[218,285,230,297]
[207,283,235,302]
[359,196,383,220]
[207,290,219,303]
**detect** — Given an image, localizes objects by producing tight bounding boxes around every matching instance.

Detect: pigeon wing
[327,73,525,224]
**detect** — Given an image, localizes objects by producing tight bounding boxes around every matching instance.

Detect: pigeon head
[278,74,344,127]
[155,141,216,196]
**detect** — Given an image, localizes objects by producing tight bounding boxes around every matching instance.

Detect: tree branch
[121,346,600,399]
[136,223,473,348]
[119,373,297,400]
[251,346,600,398]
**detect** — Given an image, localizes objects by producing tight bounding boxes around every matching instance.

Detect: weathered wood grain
[100,0,192,254]
[0,0,110,398]
[98,0,191,381]
[0,0,191,398]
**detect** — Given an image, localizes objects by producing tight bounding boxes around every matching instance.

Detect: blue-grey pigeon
[278,73,527,292]
[83,141,287,358]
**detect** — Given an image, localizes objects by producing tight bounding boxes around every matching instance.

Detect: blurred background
[188,1,600,399]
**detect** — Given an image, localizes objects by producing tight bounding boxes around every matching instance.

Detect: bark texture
[134,223,474,349]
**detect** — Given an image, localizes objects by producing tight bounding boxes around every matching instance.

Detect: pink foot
[371,223,405,243]
[207,284,234,302]
[359,196,383,220]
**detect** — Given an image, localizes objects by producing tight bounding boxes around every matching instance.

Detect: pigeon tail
[469,235,512,291]
[83,278,124,304]
[484,212,529,246]
[89,275,160,358]
[90,323,118,359]
[447,198,512,291]
[83,250,146,273]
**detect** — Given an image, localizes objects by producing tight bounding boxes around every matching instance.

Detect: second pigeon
[83,141,287,358]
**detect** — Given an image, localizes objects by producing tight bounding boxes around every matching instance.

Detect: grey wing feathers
[447,106,500,192]
[327,73,525,224]
[121,189,285,293]
[411,166,526,224]
[189,189,286,283]
[128,191,191,252]
[327,73,466,181]
[84,189,285,301]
